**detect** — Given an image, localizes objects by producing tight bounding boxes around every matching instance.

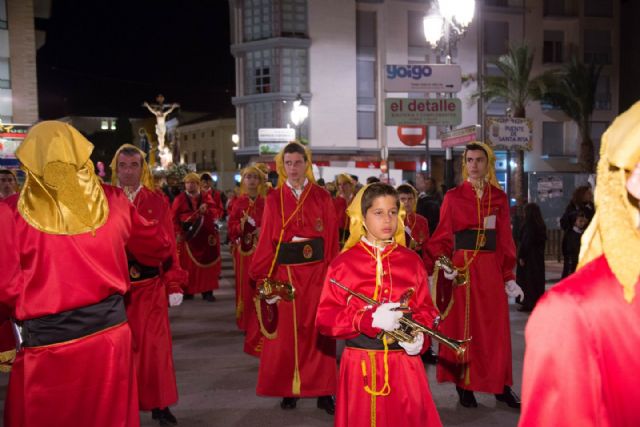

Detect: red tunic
[126,187,186,410]
[249,183,339,397]
[405,212,430,255]
[228,194,265,356]
[519,255,640,427]
[317,241,442,427]
[0,185,171,427]
[171,190,223,294]
[424,181,516,394]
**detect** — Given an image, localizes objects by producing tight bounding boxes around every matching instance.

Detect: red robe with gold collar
[249,183,339,397]
[424,181,516,394]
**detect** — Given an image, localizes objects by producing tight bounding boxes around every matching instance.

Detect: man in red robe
[519,102,640,426]
[172,173,223,301]
[423,142,523,409]
[0,169,18,199]
[111,144,187,426]
[333,173,355,248]
[228,164,267,356]
[0,121,171,427]
[249,142,339,414]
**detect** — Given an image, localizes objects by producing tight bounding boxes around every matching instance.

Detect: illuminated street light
[290,94,308,127]
[231,133,239,151]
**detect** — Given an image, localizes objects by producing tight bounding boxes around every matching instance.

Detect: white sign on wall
[258,128,296,142]
[384,64,462,93]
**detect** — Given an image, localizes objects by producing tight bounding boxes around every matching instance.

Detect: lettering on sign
[384,64,461,93]
[486,117,533,151]
[384,98,462,126]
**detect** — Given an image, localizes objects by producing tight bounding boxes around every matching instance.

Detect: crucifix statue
[143,94,179,168]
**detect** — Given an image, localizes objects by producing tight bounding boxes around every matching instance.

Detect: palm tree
[539,57,602,173]
[472,42,548,205]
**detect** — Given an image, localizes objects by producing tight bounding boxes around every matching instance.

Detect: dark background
[37,0,234,119]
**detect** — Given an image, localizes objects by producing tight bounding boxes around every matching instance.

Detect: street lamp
[290,94,308,140]
[423,0,475,190]
[231,133,239,151]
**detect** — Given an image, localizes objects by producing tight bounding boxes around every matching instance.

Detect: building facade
[229,0,619,193]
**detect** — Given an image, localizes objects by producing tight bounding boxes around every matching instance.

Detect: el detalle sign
[384,98,461,126]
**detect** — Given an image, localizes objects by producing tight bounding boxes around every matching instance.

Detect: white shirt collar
[286,178,308,199]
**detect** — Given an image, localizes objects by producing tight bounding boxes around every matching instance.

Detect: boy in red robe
[519,102,640,427]
[396,184,430,256]
[249,142,339,414]
[333,173,355,248]
[172,173,223,301]
[0,121,171,427]
[227,164,267,356]
[423,142,523,409]
[317,183,442,427]
[111,144,187,426]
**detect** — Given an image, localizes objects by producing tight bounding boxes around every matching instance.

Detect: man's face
[415,174,426,192]
[243,172,260,191]
[465,149,489,181]
[338,181,353,197]
[117,153,143,188]
[284,152,307,186]
[185,181,199,194]
[201,180,212,191]
[0,173,16,197]
[398,193,415,213]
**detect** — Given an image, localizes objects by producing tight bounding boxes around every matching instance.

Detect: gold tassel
[254,296,277,340]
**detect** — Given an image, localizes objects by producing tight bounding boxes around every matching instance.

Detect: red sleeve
[316,257,378,339]
[0,203,21,318]
[423,193,454,274]
[126,201,172,267]
[209,190,224,221]
[497,193,516,282]
[323,191,340,262]
[520,292,602,427]
[227,198,244,242]
[171,194,189,234]
[248,193,278,282]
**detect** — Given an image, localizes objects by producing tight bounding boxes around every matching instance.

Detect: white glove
[169,293,183,307]
[247,216,256,227]
[266,296,281,305]
[505,280,524,299]
[443,269,458,281]
[371,303,403,332]
[399,332,424,356]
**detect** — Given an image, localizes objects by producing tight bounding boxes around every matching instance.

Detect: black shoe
[280,397,298,410]
[151,407,177,425]
[317,395,335,415]
[202,292,216,302]
[183,294,194,300]
[421,348,438,365]
[495,386,521,409]
[456,386,478,408]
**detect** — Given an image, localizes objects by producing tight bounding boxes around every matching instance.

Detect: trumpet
[329,278,470,357]
[258,278,295,301]
[435,255,467,286]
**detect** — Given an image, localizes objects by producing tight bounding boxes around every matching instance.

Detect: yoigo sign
[384,64,461,93]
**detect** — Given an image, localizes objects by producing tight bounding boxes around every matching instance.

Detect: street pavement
[0,250,564,427]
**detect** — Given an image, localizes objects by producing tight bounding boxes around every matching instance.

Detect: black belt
[455,229,496,251]
[128,257,173,282]
[20,294,127,348]
[276,238,324,265]
[346,334,402,351]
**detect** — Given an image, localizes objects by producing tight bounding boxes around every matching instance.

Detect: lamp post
[290,94,309,142]
[423,0,475,190]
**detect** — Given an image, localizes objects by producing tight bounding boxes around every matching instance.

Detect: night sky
[37,0,234,119]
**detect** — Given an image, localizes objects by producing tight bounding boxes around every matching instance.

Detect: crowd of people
[1,101,640,427]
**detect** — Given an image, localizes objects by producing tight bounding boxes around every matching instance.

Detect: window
[542,122,566,156]
[584,0,612,17]
[357,10,377,139]
[280,48,309,93]
[101,120,109,130]
[182,152,188,163]
[245,49,273,94]
[484,64,508,115]
[485,0,508,6]
[211,130,215,137]
[110,120,117,130]
[584,30,611,64]
[543,31,564,63]
[594,75,611,110]
[183,134,188,141]
[202,150,206,165]
[0,57,9,88]
[244,102,276,147]
[192,152,197,164]
[210,150,216,164]
[192,133,196,140]
[280,0,307,37]
[0,0,6,29]
[484,21,509,56]
[543,0,576,16]
[407,11,432,62]
[243,0,273,42]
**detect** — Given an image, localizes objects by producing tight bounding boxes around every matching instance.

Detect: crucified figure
[143,95,180,151]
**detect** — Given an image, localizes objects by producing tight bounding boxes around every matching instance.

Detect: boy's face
[575,216,588,229]
[398,192,415,213]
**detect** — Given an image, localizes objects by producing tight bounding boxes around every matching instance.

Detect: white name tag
[484,215,496,230]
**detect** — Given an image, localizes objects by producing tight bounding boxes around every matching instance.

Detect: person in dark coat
[415,172,441,236]
[561,211,589,278]
[516,203,547,312]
